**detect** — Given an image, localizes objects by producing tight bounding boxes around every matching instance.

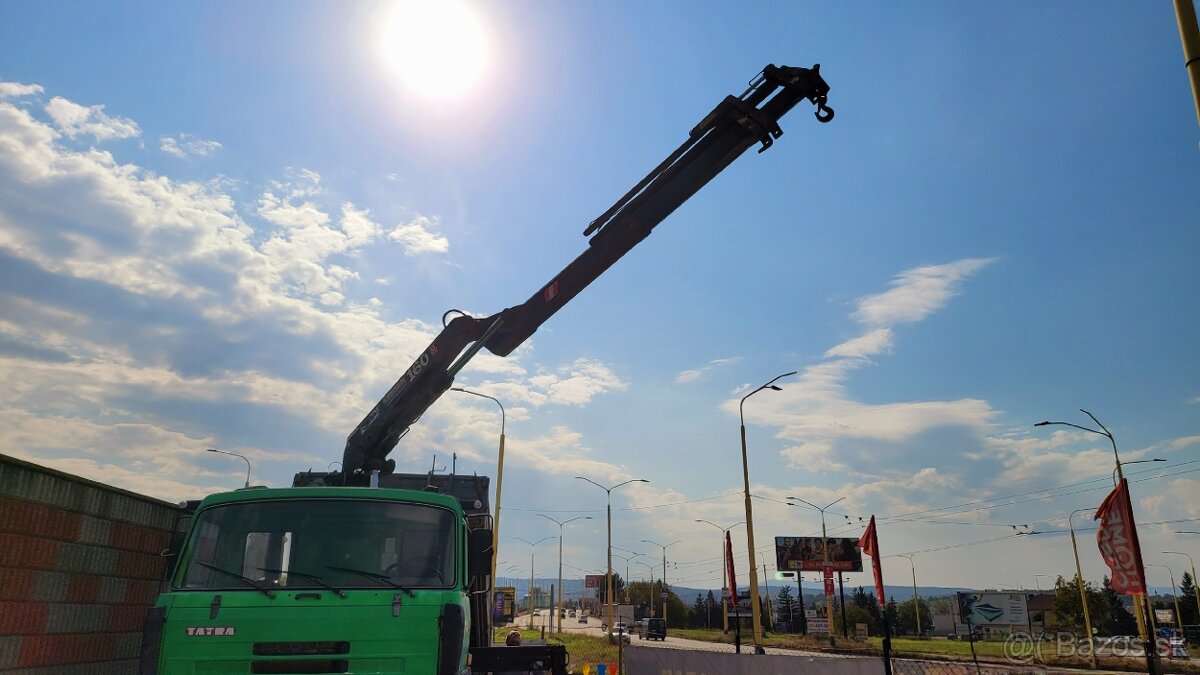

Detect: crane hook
[814,98,835,123]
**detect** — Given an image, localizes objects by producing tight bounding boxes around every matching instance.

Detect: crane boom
[343,63,833,478]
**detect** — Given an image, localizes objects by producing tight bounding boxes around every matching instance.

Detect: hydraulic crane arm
[343,64,833,477]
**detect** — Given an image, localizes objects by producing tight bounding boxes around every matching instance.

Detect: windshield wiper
[258,567,347,599]
[194,561,276,599]
[325,565,415,597]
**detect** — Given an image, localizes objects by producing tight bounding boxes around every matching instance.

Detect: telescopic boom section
[343,64,833,477]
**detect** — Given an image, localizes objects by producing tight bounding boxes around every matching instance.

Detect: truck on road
[139,63,833,675]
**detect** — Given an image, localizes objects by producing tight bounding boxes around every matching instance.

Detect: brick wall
[0,454,184,675]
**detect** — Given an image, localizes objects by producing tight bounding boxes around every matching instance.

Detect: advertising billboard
[494,586,516,622]
[775,536,863,572]
[585,574,604,589]
[957,592,1029,626]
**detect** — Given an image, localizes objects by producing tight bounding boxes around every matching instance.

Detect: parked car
[637,617,667,641]
[578,614,588,624]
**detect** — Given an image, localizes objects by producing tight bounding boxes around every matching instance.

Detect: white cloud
[724,258,999,473]
[674,356,742,384]
[0,82,44,99]
[160,133,222,158]
[44,96,140,140]
[853,258,996,327]
[824,328,893,359]
[388,215,449,255]
[526,358,628,406]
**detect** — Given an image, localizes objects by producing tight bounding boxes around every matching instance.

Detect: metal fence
[890,658,1043,675]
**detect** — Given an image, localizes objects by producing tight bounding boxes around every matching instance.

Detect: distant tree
[851,586,884,634]
[690,593,707,628]
[705,590,720,629]
[1098,576,1137,637]
[1053,574,1104,631]
[1179,571,1198,626]
[776,585,798,631]
[885,596,900,634]
[833,602,877,638]
[895,597,931,636]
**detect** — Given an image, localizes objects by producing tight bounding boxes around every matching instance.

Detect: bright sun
[378,0,488,100]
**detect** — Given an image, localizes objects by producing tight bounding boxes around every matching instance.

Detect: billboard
[957,592,1029,626]
[585,574,604,589]
[775,536,864,572]
[494,586,516,622]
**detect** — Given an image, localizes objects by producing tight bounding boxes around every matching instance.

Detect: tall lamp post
[636,561,656,615]
[515,536,555,629]
[740,370,796,648]
[539,515,591,634]
[575,476,648,632]
[642,538,681,624]
[789,495,846,636]
[1068,507,1098,668]
[897,554,922,637]
[695,519,744,632]
[611,549,640,603]
[450,386,506,619]
[206,448,251,488]
[1147,564,1185,633]
[1162,549,1199,628]
[1036,409,1157,675]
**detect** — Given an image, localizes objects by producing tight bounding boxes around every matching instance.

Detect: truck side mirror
[468,528,493,588]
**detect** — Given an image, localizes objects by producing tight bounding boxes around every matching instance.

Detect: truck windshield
[177,498,457,592]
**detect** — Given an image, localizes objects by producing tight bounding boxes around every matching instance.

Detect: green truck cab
[140,476,565,674]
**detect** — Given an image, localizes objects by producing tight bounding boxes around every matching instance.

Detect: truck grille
[250,660,349,674]
[253,642,350,656]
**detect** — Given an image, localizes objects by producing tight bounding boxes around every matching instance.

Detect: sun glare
[378,0,488,100]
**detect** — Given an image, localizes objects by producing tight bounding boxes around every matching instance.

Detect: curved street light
[1146,563,1184,633]
[515,536,555,628]
[642,538,682,624]
[1067,507,1098,668]
[740,370,796,649]
[789,495,846,635]
[539,514,592,633]
[695,519,744,632]
[206,448,251,488]
[449,386,507,617]
[574,476,648,631]
[1162,551,1199,630]
[1035,408,1157,675]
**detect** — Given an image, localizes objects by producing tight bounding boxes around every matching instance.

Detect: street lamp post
[1036,409,1157,675]
[574,476,648,632]
[1110,458,1166,485]
[1162,550,1199,631]
[1068,507,1099,669]
[450,387,507,619]
[789,495,846,637]
[1147,564,1184,633]
[611,549,640,603]
[206,448,251,488]
[636,561,655,615]
[897,554,922,637]
[515,536,555,629]
[740,370,796,648]
[539,514,592,634]
[642,539,681,625]
[695,519,744,632]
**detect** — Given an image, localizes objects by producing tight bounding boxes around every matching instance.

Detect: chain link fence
[890,657,1044,675]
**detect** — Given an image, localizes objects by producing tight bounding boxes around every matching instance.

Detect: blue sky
[2,1,1198,594]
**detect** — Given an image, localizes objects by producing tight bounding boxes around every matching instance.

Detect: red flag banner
[725,531,738,607]
[857,515,886,606]
[1094,478,1146,595]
